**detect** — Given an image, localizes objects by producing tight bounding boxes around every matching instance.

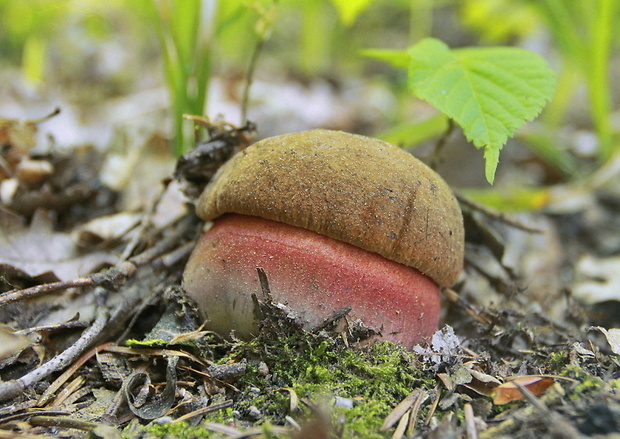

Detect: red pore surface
[183,214,440,348]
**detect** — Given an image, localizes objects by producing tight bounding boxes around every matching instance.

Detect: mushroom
[183,129,464,348]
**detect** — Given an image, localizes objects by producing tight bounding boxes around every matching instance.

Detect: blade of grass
[587,0,615,160]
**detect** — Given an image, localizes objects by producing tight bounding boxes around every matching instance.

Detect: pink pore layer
[183,214,440,348]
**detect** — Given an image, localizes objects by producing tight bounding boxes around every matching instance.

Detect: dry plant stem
[0,277,93,306]
[464,403,478,439]
[171,399,234,423]
[0,400,37,417]
[37,342,113,407]
[444,288,493,326]
[50,375,84,407]
[424,385,442,427]
[310,306,352,333]
[202,422,291,437]
[381,389,426,431]
[0,431,48,439]
[0,409,69,425]
[158,241,195,269]
[15,320,88,335]
[241,38,265,125]
[0,307,109,403]
[0,215,198,308]
[200,423,244,436]
[128,215,200,267]
[29,415,96,431]
[119,183,168,262]
[429,119,455,170]
[511,382,584,439]
[392,410,410,439]
[103,345,211,368]
[256,266,271,297]
[407,390,429,434]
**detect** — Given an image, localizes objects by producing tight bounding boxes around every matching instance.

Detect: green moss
[559,364,606,400]
[548,350,568,371]
[122,330,432,438]
[230,335,431,438]
[128,421,214,438]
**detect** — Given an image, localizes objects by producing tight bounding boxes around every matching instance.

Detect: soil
[1,104,619,439]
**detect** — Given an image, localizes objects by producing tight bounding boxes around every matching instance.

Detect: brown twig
[464,403,478,439]
[172,399,234,424]
[429,118,456,171]
[29,415,96,431]
[381,389,427,431]
[1,214,198,308]
[0,277,93,306]
[424,385,442,427]
[37,342,113,407]
[512,381,584,439]
[0,307,109,403]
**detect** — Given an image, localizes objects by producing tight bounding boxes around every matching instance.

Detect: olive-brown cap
[197,129,464,287]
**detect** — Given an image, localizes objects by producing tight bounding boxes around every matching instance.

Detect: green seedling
[366,38,556,184]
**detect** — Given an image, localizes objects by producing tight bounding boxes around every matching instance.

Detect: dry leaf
[574,254,620,304]
[592,327,620,356]
[463,369,502,397]
[0,327,30,361]
[0,116,38,152]
[72,212,141,248]
[0,209,115,281]
[492,376,555,405]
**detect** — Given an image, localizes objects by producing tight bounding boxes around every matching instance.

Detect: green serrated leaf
[483,145,500,184]
[330,0,374,26]
[407,38,556,183]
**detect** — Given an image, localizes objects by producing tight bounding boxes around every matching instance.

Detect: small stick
[172,399,234,423]
[424,384,442,427]
[37,342,113,407]
[257,267,272,298]
[512,381,584,439]
[29,415,96,431]
[0,307,109,403]
[464,403,478,439]
[241,38,265,125]
[381,389,425,431]
[0,277,93,306]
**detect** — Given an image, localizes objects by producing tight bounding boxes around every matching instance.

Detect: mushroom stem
[183,214,441,348]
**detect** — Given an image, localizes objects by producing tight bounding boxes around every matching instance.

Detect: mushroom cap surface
[197,129,464,286]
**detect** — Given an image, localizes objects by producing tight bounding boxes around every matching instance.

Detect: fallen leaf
[72,212,141,248]
[0,327,30,361]
[492,376,555,405]
[592,327,620,356]
[574,254,620,304]
[0,209,116,281]
[463,369,502,397]
[0,116,38,152]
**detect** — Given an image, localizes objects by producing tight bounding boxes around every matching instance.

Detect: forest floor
[0,73,619,439]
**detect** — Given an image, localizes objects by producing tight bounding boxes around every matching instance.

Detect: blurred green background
[0,0,618,204]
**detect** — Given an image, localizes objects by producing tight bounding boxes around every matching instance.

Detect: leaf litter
[0,115,619,438]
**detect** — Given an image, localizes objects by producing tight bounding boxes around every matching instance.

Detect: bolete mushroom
[183,129,464,348]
